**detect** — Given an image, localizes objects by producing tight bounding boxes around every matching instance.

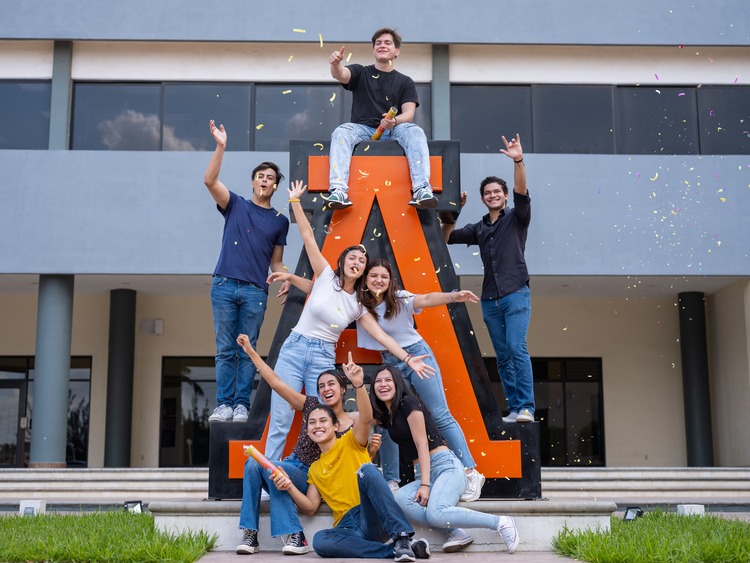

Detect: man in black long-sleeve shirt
[442,134,535,423]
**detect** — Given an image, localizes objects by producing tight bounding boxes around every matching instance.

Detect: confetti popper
[371,107,398,140]
[244,445,282,478]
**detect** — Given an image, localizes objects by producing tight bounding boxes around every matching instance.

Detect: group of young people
[202,26,534,560]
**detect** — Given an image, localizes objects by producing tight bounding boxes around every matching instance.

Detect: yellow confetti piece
[720,197,727,203]
[385,180,392,186]
[329,92,336,102]
[346,52,352,62]
[481,451,486,456]
[293,28,306,33]
[330,324,339,328]
[288,55,294,62]
[335,236,341,240]
[282,89,292,94]
[435,267,441,273]
[313,142,324,150]
[319,33,323,47]
[358,170,369,176]
[256,124,264,130]
[413,257,421,262]
[363,145,370,151]
[650,172,659,181]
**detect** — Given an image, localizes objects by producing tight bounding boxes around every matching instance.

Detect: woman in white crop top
[262,181,436,461]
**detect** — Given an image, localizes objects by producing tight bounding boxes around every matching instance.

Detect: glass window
[163,83,252,151]
[532,85,614,154]
[697,86,750,155]
[71,83,161,150]
[0,81,51,150]
[615,86,699,154]
[451,85,532,153]
[254,84,349,151]
[0,357,28,379]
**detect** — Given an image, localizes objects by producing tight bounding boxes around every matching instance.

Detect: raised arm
[358,313,436,379]
[203,120,231,209]
[406,409,432,507]
[329,46,352,84]
[500,134,527,196]
[236,334,306,411]
[287,181,330,277]
[412,289,479,310]
[343,352,372,447]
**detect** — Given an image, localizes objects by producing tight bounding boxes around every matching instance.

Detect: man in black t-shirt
[325,27,437,210]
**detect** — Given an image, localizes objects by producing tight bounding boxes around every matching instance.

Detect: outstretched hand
[330,46,346,65]
[209,120,227,148]
[500,134,523,161]
[288,180,307,201]
[451,289,479,304]
[407,354,436,380]
[343,351,364,389]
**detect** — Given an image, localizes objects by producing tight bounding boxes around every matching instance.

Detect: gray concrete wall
[2,0,748,46]
[1,151,748,277]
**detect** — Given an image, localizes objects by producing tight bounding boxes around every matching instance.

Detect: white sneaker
[260,489,270,502]
[387,480,400,493]
[209,404,233,422]
[497,516,519,554]
[460,469,485,502]
[502,412,519,423]
[516,409,535,423]
[232,404,249,422]
[442,529,474,552]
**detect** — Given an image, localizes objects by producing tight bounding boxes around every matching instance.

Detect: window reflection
[0,81,51,149]
[72,84,161,150]
[697,86,750,155]
[163,84,252,151]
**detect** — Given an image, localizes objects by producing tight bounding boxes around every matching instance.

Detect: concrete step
[150,499,616,552]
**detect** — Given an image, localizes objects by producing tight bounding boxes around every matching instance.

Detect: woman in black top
[370,365,520,554]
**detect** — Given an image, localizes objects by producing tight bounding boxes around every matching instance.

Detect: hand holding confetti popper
[244,445,290,487]
[371,107,398,140]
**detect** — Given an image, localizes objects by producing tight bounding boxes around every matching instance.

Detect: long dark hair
[359,258,403,320]
[332,245,369,292]
[369,365,426,425]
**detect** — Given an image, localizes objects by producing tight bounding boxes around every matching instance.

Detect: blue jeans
[210,276,267,409]
[395,450,499,531]
[329,122,431,193]
[313,463,414,558]
[239,452,309,537]
[379,340,476,482]
[481,286,534,414]
[265,331,336,460]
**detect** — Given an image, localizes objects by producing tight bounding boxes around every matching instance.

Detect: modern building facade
[1,1,748,471]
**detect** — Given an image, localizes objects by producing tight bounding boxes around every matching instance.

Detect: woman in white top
[356,258,486,506]
[263,182,435,460]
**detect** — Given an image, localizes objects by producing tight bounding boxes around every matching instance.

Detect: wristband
[514,158,524,164]
[449,289,459,303]
[289,198,301,203]
[403,354,412,365]
[419,483,430,488]
[353,382,365,389]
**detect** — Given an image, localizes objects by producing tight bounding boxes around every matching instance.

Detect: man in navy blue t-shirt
[203,120,290,423]
[325,27,437,211]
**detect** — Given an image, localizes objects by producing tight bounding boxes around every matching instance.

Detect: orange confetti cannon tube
[244,445,281,477]
[371,107,398,140]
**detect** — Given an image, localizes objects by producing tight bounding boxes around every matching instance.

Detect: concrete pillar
[29,275,75,467]
[48,41,73,150]
[431,44,450,140]
[104,289,137,467]
[678,291,715,466]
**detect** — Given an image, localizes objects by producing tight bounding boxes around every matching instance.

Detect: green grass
[0,510,216,563]
[553,510,750,563]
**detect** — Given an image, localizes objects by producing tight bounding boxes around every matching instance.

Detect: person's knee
[312,530,337,557]
[331,123,356,139]
[425,508,449,529]
[357,462,380,480]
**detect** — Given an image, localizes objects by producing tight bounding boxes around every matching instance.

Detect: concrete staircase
[2,467,749,506]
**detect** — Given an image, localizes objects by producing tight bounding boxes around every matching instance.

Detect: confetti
[282,89,292,94]
[319,33,323,47]
[385,180,392,186]
[346,52,353,62]
[256,124,264,130]
[650,172,659,181]
[363,145,370,151]
[734,76,739,84]
[654,73,659,80]
[329,92,336,102]
[413,257,421,262]
[358,169,369,176]
[288,55,294,62]
[313,143,324,150]
[293,28,306,33]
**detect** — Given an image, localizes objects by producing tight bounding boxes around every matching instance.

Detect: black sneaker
[408,187,438,209]
[411,538,431,559]
[393,532,416,562]
[322,191,353,210]
[235,528,259,554]
[282,531,311,555]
